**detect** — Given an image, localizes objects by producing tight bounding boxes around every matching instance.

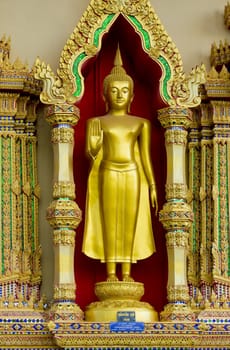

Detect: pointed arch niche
[35,0,205,325]
[73,13,168,312]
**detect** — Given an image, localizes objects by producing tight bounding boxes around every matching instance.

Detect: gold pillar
[211,100,230,299]
[187,108,201,298]
[158,107,195,321]
[26,99,42,295]
[45,103,83,321]
[0,92,19,294]
[15,96,33,293]
[199,103,213,297]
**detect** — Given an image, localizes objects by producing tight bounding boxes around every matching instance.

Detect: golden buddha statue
[82,47,157,283]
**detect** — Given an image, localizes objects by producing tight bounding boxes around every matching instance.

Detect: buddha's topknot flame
[103,44,134,96]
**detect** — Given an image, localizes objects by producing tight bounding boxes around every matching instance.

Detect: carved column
[0,92,19,297]
[158,107,195,321]
[199,103,214,299]
[25,99,42,296]
[45,103,83,321]
[187,108,201,299]
[211,100,230,300]
[0,91,42,303]
[15,95,34,295]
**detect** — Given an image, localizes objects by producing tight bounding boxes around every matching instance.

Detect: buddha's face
[106,80,133,111]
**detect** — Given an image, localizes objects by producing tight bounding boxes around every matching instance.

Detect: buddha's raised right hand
[88,118,103,158]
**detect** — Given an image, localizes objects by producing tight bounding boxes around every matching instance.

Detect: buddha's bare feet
[122,275,134,282]
[106,274,119,282]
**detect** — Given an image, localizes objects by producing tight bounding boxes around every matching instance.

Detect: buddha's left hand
[150,184,158,215]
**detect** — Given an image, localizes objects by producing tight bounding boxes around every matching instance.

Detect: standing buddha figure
[82,47,157,282]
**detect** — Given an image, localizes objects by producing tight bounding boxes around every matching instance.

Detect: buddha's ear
[103,94,109,112]
[128,94,134,113]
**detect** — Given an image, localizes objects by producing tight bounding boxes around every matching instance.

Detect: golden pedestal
[85,281,158,322]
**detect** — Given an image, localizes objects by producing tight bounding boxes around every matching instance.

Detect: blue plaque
[110,321,145,333]
[117,311,136,322]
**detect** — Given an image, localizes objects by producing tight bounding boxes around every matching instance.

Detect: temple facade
[0,1,229,349]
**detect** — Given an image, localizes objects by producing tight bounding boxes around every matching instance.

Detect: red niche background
[73,15,168,313]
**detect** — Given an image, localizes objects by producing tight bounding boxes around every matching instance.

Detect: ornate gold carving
[84,44,98,57]
[165,184,188,200]
[31,246,42,283]
[51,323,230,349]
[187,107,201,290]
[0,293,44,310]
[165,128,188,145]
[86,281,158,321]
[199,186,206,202]
[170,64,206,107]
[15,96,29,120]
[95,281,144,301]
[50,302,84,320]
[51,127,74,144]
[166,231,189,248]
[53,181,75,199]
[167,285,190,304]
[158,107,192,129]
[0,44,42,298]
[11,179,21,196]
[22,181,31,196]
[34,59,68,104]
[33,183,41,199]
[159,99,195,320]
[87,299,153,310]
[210,39,230,67]
[160,303,195,322]
[1,137,14,278]
[0,36,40,94]
[45,103,80,126]
[46,199,82,229]
[35,0,204,108]
[199,244,212,283]
[188,252,200,286]
[53,283,76,300]
[53,229,76,246]
[26,99,39,123]
[205,66,230,99]
[87,0,158,17]
[92,0,122,14]
[0,93,18,118]
[159,201,193,231]
[212,241,224,277]
[211,100,230,124]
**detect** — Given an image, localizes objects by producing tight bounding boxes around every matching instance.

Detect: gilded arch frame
[35,0,205,108]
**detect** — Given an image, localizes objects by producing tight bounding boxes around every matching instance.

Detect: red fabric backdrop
[73,15,168,313]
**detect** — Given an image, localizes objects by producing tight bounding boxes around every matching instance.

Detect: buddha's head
[103,46,134,111]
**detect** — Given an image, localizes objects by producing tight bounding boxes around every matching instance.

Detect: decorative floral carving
[53,181,75,199]
[46,199,82,229]
[165,183,188,200]
[34,59,73,104]
[53,229,76,246]
[165,129,188,145]
[159,201,193,231]
[53,283,76,300]
[35,0,205,107]
[166,231,189,248]
[51,127,74,144]
[45,103,80,127]
[167,285,190,303]
[95,281,144,301]
[93,0,121,14]
[158,107,193,129]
